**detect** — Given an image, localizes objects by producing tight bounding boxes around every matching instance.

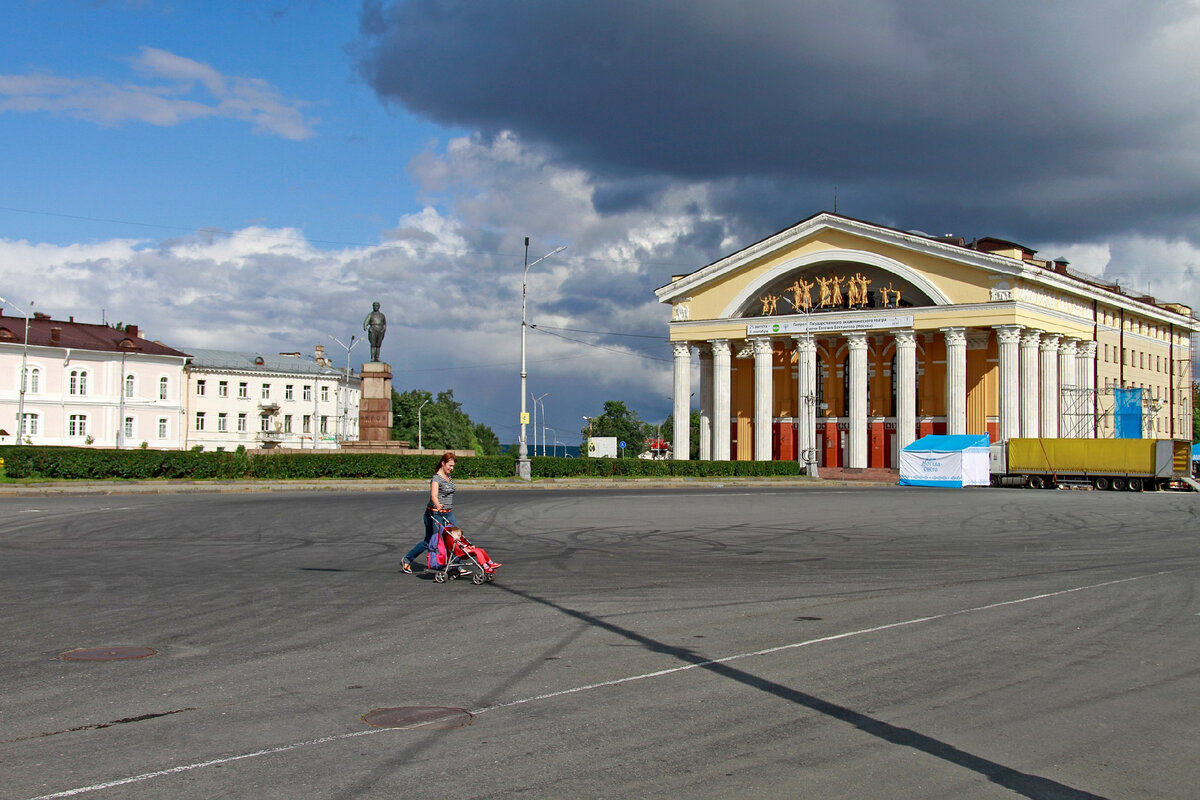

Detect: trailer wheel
[1112,477,1127,491]
[1094,476,1110,491]
[1027,475,1045,490]
[1127,477,1142,492]
[989,474,1000,488]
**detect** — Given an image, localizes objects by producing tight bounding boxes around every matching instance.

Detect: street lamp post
[531,392,548,457]
[545,427,557,457]
[0,296,30,444]
[329,333,362,443]
[518,238,566,479]
[417,398,431,451]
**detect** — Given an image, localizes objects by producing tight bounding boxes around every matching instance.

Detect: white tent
[899,434,991,488]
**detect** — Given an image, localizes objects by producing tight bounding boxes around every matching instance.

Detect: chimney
[50,326,62,344]
[125,324,139,338]
[315,345,327,365]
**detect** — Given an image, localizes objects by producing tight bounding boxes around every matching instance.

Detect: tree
[583,400,648,456]
[1193,381,1199,442]
[391,388,492,452]
[660,410,702,459]
[474,423,501,456]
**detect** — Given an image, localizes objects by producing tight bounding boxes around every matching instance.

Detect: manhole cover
[362,706,473,730]
[62,646,157,662]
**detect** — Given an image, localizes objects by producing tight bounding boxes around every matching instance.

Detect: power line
[531,323,665,340]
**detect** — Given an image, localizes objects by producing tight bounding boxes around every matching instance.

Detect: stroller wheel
[485,573,495,582]
[448,569,460,580]
[433,571,447,584]
[471,572,485,585]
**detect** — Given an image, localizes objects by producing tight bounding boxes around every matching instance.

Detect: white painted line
[25,569,1175,800]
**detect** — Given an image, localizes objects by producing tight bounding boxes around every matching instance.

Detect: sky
[2,0,1199,449]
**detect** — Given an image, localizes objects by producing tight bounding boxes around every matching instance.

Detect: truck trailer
[989,438,1193,491]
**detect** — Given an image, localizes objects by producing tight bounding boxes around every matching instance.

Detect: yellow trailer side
[1006,438,1158,475]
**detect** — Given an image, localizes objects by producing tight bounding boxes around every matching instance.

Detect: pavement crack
[2,708,197,743]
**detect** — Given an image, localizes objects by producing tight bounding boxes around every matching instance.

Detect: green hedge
[0,446,802,481]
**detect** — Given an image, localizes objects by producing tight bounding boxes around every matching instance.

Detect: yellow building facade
[656,213,1197,467]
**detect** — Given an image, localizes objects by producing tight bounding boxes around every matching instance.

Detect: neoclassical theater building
[656,213,1197,468]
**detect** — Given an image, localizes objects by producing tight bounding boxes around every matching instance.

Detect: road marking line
[26,570,1174,800]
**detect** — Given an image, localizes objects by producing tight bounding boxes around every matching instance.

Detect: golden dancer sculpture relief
[788,278,814,312]
[759,293,779,315]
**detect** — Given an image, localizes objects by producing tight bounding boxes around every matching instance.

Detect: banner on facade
[747,314,914,336]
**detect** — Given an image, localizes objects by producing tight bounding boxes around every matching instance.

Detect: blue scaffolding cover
[1114,387,1143,439]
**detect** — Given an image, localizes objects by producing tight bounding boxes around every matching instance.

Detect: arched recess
[720,249,953,319]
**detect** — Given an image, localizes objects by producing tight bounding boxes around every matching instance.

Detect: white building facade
[0,313,189,448]
[184,347,361,451]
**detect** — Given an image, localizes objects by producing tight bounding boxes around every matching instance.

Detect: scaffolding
[1060,386,1164,439]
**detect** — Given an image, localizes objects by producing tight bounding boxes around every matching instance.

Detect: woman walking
[402,452,458,573]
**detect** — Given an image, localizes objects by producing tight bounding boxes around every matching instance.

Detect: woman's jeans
[404,508,457,564]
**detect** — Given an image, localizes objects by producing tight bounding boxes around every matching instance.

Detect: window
[239,382,249,398]
[25,366,40,394]
[160,377,168,400]
[237,413,247,432]
[197,379,207,396]
[218,381,229,397]
[262,383,271,400]
[303,385,312,401]
[303,415,312,434]
[320,415,329,434]
[218,413,228,432]
[260,414,271,432]
[285,384,294,400]
[158,418,168,439]
[321,385,329,402]
[195,412,206,431]
[124,417,134,439]
[125,374,135,398]
[69,369,88,395]
[284,414,293,433]
[69,414,87,437]
[20,412,39,436]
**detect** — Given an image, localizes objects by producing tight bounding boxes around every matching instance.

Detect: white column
[698,344,713,459]
[672,342,692,460]
[942,327,967,435]
[1077,341,1097,438]
[710,339,732,461]
[1058,338,1078,437]
[1019,329,1042,438]
[894,330,917,451]
[996,325,1022,442]
[847,332,868,468]
[1039,333,1061,438]
[752,338,774,461]
[795,334,817,466]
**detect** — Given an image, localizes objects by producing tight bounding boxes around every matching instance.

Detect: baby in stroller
[430,524,501,584]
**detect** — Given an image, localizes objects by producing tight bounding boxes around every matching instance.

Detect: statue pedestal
[358,362,393,442]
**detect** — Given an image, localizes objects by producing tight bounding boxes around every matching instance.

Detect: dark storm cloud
[356,0,1200,243]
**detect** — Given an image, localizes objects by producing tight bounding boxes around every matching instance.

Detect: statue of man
[363,301,387,362]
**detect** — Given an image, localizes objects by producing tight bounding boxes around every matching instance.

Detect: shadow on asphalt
[498,583,1110,800]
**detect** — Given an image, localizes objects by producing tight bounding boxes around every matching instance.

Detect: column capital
[995,324,1024,345]
[1020,328,1044,346]
[846,331,868,348]
[940,327,967,346]
[751,337,774,356]
[672,341,692,359]
[892,328,917,346]
[708,338,731,357]
[1040,333,1062,351]
[1078,341,1098,358]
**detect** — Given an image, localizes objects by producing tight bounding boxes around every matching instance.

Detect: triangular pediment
[656,213,1029,320]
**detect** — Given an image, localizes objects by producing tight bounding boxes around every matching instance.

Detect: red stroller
[429,523,500,585]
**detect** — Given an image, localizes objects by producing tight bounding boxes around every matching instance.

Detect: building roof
[186,348,345,377]
[0,312,190,358]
